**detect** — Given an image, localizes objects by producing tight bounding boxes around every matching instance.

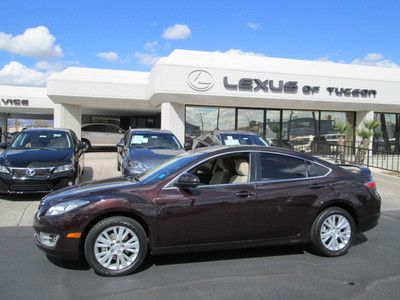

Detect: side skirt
[150,236,308,255]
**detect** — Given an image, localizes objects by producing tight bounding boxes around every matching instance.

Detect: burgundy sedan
[34,146,381,276]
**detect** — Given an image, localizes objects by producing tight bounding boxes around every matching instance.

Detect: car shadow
[353,233,368,245]
[0,193,43,202]
[153,245,304,265]
[80,167,94,182]
[46,255,90,271]
[88,147,116,153]
[45,234,370,273]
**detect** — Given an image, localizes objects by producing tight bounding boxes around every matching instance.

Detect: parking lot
[0,152,400,299]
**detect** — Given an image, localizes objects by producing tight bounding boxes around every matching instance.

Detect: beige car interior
[229,159,249,183]
[192,155,250,185]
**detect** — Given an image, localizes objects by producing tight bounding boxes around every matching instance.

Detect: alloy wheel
[320,214,351,251]
[94,226,140,271]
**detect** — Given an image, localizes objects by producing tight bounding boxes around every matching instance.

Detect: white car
[81,123,125,150]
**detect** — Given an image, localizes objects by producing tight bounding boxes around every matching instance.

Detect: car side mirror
[174,173,200,189]
[184,142,192,151]
[0,142,8,149]
[78,141,88,152]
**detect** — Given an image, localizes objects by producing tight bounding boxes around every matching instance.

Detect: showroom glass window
[185,106,235,138]
[282,110,319,150]
[320,111,355,142]
[374,112,399,153]
[237,109,264,136]
[6,117,53,142]
[265,110,281,145]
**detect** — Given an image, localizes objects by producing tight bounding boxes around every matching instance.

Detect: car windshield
[220,134,268,146]
[138,151,205,184]
[10,130,72,150]
[129,133,182,150]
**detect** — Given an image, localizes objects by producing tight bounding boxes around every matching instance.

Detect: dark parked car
[117,129,184,176]
[34,145,380,276]
[191,130,269,150]
[0,128,86,194]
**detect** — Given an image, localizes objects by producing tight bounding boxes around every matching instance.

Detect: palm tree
[355,120,380,164]
[334,122,352,163]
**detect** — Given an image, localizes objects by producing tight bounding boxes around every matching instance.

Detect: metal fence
[283,141,400,172]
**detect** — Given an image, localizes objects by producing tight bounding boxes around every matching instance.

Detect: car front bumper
[33,211,83,261]
[0,171,75,194]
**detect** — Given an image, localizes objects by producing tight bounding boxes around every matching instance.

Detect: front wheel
[84,217,148,276]
[81,139,91,152]
[310,207,355,257]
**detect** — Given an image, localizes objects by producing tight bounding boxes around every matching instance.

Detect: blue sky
[0,0,399,86]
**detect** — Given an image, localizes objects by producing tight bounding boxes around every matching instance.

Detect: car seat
[230,159,249,183]
[210,159,231,184]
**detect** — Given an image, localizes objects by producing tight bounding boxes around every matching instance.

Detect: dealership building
[1,49,400,147]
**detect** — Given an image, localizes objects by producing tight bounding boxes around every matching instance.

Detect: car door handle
[309,183,327,189]
[236,191,255,198]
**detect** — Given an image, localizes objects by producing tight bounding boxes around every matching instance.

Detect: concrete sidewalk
[0,152,399,227]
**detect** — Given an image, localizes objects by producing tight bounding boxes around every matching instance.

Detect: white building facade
[1,49,400,148]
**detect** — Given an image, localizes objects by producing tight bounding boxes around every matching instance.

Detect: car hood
[127,148,184,169]
[40,176,134,209]
[0,148,73,168]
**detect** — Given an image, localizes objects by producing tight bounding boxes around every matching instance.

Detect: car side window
[189,153,250,185]
[306,161,330,177]
[105,125,120,133]
[193,139,207,149]
[255,153,307,181]
[204,135,213,145]
[82,125,92,132]
[83,125,106,132]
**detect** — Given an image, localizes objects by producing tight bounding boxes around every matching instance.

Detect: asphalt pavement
[0,210,399,299]
[0,152,400,299]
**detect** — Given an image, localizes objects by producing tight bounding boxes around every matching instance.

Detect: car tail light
[365,181,377,189]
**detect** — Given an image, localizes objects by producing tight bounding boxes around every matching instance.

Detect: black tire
[84,216,148,276]
[310,207,355,257]
[117,160,121,171]
[82,139,91,152]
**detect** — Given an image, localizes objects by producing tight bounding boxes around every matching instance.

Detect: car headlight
[54,163,74,173]
[46,200,89,216]
[125,160,146,173]
[0,165,10,174]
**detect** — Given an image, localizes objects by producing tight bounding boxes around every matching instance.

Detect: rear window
[130,133,182,149]
[220,134,268,146]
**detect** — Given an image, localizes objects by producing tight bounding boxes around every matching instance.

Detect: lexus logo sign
[26,168,36,177]
[187,70,214,91]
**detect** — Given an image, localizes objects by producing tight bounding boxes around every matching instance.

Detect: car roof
[188,145,329,162]
[128,128,174,134]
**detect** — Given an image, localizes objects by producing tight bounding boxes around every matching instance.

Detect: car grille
[10,167,52,178]
[9,182,53,192]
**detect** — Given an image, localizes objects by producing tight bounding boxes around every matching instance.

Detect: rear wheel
[310,207,355,256]
[84,217,148,276]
